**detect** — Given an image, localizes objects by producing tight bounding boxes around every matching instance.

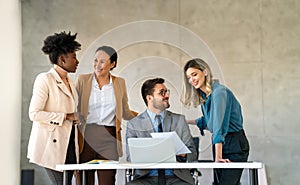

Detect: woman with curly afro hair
[27,31,82,185]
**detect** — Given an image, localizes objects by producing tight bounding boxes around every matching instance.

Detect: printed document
[150,132,191,155]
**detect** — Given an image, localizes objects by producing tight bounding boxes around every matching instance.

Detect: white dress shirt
[86,75,116,126]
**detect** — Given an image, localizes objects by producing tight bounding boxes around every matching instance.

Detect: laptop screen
[128,137,176,163]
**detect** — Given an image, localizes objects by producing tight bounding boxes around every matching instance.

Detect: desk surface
[56,162,263,171]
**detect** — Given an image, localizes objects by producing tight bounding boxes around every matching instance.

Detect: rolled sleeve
[196,117,206,136]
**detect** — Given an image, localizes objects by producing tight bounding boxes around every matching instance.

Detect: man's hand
[176,154,187,157]
[176,154,187,162]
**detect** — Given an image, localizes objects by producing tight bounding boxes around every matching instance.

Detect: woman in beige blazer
[75,46,137,185]
[27,31,82,185]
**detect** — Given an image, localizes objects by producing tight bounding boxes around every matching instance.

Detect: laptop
[128,137,176,163]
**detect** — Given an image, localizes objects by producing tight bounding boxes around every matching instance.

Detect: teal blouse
[196,81,243,144]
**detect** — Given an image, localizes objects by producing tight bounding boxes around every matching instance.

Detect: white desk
[57,161,263,185]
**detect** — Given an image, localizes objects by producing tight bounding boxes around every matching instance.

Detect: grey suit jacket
[126,110,197,185]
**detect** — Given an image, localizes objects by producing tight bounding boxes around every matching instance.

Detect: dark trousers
[78,125,118,185]
[45,126,76,185]
[213,129,250,185]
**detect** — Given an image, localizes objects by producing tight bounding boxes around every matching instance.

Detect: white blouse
[86,75,116,126]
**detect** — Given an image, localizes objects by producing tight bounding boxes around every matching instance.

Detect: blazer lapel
[112,75,120,113]
[139,111,155,135]
[68,78,78,103]
[50,68,73,99]
[163,111,173,132]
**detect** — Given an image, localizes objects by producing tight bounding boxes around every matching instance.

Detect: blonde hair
[181,58,214,108]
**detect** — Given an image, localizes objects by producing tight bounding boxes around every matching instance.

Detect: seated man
[126,78,197,185]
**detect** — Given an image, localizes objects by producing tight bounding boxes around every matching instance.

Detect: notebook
[128,137,176,163]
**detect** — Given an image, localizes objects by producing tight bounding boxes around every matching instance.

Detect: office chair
[125,168,134,183]
[192,136,215,185]
[125,168,199,185]
[191,137,201,185]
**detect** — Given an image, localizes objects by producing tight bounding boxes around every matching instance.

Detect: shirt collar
[146,109,165,123]
[92,74,113,87]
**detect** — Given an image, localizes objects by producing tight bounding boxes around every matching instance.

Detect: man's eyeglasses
[157,89,170,96]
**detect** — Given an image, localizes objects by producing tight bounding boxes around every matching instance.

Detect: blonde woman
[181,58,250,185]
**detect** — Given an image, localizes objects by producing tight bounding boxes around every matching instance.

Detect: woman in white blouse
[75,46,137,185]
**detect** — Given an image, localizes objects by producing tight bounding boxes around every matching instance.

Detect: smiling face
[93,50,115,77]
[147,83,170,113]
[60,51,79,73]
[185,67,207,92]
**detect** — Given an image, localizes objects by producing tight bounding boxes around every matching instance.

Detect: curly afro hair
[41,31,81,64]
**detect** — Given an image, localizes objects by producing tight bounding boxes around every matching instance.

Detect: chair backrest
[193,137,200,160]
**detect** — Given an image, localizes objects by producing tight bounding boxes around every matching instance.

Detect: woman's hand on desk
[214,143,231,162]
[215,158,231,163]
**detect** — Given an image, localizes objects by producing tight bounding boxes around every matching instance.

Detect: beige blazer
[75,73,137,157]
[27,68,79,171]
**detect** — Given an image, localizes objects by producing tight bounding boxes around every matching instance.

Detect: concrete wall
[0,0,21,185]
[21,0,300,185]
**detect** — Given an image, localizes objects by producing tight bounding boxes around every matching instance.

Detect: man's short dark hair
[41,31,81,64]
[141,78,165,105]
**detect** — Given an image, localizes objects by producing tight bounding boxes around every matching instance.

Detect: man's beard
[153,98,170,111]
